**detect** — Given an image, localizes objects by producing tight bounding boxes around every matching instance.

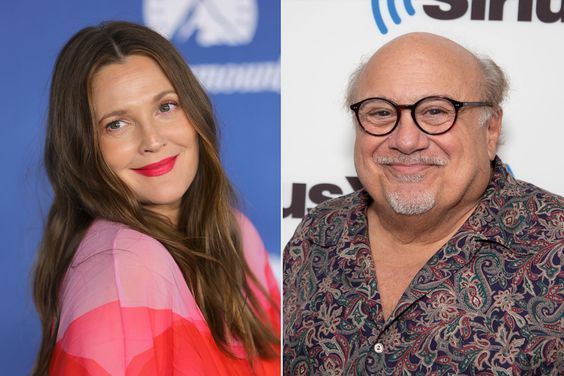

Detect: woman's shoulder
[65,218,188,305]
[72,219,175,273]
[77,215,267,266]
[75,218,163,259]
[58,219,197,339]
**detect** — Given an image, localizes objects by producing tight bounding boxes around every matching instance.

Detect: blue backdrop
[0,1,280,374]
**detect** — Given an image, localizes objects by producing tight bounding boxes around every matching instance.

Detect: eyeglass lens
[358,97,457,135]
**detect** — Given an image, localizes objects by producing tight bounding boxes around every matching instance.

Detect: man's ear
[486,108,502,161]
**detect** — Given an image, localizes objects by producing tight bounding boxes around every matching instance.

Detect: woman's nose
[139,121,167,153]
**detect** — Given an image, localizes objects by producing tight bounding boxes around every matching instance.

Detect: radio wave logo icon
[143,0,258,46]
[371,0,416,34]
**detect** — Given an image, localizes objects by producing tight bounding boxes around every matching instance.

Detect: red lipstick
[132,155,178,177]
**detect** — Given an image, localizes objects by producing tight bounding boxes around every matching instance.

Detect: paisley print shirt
[283,157,563,375]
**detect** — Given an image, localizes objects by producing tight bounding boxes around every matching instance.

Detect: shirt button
[373,343,384,353]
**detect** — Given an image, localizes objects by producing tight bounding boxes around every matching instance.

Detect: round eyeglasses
[349,96,492,136]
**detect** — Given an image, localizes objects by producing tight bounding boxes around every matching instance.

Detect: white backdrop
[282,0,564,245]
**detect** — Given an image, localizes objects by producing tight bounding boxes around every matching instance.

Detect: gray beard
[374,154,446,215]
[385,190,436,215]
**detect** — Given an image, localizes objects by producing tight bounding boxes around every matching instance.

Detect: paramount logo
[143,0,258,46]
[143,0,279,94]
[192,61,280,94]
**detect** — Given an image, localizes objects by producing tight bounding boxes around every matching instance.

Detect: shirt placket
[332,202,389,375]
[368,234,498,375]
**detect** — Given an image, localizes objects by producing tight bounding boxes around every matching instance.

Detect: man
[283,33,563,375]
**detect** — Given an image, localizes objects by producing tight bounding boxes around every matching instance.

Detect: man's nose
[387,110,430,154]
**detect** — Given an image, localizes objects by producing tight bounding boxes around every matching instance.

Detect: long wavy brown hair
[32,21,279,375]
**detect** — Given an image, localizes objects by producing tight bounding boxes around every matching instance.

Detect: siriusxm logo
[142,0,279,95]
[371,0,416,34]
[372,0,563,34]
[143,0,258,46]
[284,178,363,219]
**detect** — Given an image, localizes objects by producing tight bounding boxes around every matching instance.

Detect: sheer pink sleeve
[235,212,281,329]
[50,218,280,375]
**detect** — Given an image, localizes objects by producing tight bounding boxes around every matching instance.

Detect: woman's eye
[106,119,127,131]
[159,102,178,113]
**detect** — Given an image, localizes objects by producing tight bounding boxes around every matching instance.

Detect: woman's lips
[132,155,178,177]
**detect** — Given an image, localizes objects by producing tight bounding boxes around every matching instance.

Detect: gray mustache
[375,155,448,166]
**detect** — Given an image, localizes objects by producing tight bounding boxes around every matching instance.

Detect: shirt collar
[455,156,513,250]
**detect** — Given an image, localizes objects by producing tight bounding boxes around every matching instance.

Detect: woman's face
[91,54,199,223]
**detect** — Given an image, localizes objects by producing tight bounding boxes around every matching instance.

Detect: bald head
[374,33,480,75]
[347,32,507,117]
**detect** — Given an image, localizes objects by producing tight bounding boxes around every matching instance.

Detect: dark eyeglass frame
[349,96,492,136]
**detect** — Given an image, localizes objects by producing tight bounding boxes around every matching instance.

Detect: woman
[32,21,280,375]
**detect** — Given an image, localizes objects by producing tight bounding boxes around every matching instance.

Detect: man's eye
[426,108,447,115]
[365,109,394,120]
[106,120,127,130]
[160,102,178,113]
[371,110,392,117]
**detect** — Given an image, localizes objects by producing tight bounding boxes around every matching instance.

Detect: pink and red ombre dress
[50,215,280,375]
